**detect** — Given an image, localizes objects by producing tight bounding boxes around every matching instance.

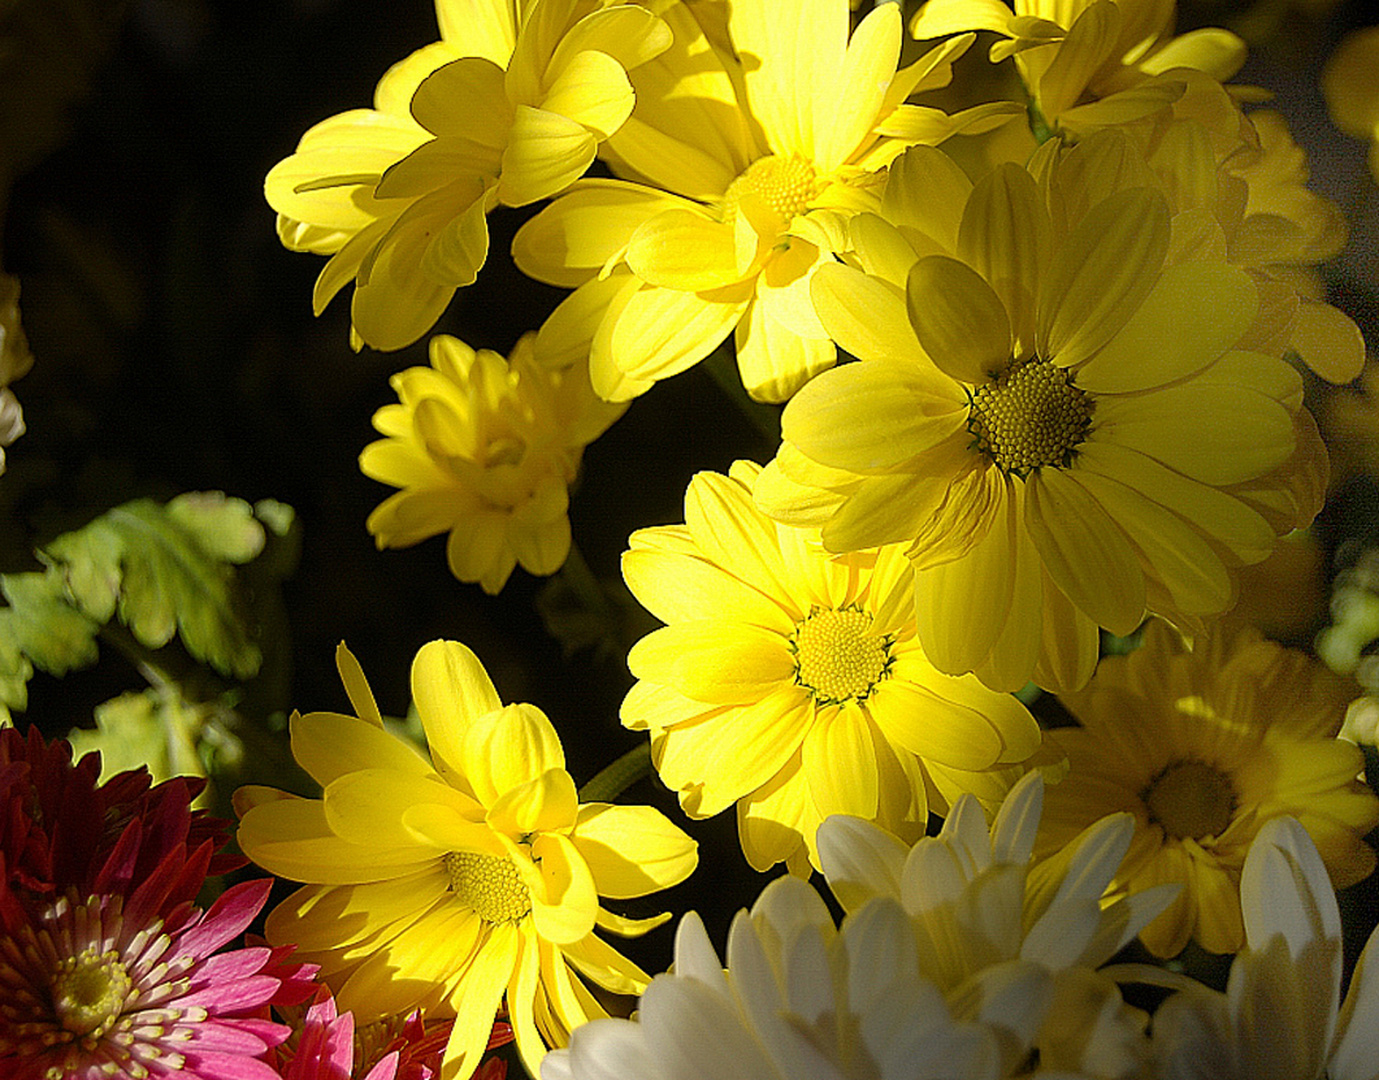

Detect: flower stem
[579,742,652,802]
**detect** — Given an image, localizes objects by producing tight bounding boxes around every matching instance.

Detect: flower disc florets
[789,605,894,704]
[720,154,820,229]
[967,357,1093,476]
[443,851,532,924]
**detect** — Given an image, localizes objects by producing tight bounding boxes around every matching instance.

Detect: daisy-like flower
[757,141,1326,692]
[542,874,1053,1080]
[235,641,698,1080]
[818,771,1174,1077]
[621,460,1053,876]
[513,0,1022,403]
[1150,816,1379,1080]
[359,333,624,594]
[909,0,1246,135]
[0,876,302,1080]
[1323,25,1379,183]
[1031,620,1379,958]
[266,0,671,350]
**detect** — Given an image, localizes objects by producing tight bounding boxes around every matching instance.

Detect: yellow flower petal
[324,768,475,851]
[238,797,436,884]
[291,710,435,788]
[906,254,1012,384]
[627,622,794,705]
[685,468,792,598]
[1025,467,1146,636]
[816,2,902,172]
[1093,383,1295,486]
[803,704,880,819]
[956,163,1049,350]
[653,685,812,817]
[729,0,846,159]
[810,262,918,362]
[528,832,599,944]
[335,642,383,726]
[626,210,743,291]
[412,639,502,780]
[780,356,966,470]
[489,768,580,839]
[336,904,484,1020]
[541,48,635,140]
[462,703,568,806]
[572,803,699,898]
[622,548,796,631]
[1038,187,1169,369]
[1289,297,1365,384]
[499,106,598,207]
[513,181,692,288]
[733,293,837,403]
[608,281,753,383]
[1076,262,1257,393]
[440,920,520,1080]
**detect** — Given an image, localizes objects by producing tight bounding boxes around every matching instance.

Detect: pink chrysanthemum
[0,877,302,1080]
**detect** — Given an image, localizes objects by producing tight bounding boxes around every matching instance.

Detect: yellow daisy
[266,0,672,350]
[909,0,1246,135]
[359,333,624,594]
[235,641,698,1080]
[512,0,1022,403]
[1030,620,1379,958]
[757,141,1326,692]
[620,460,1053,876]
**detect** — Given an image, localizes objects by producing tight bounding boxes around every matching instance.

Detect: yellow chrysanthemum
[620,460,1055,876]
[1324,25,1379,182]
[910,0,1246,134]
[359,333,624,594]
[907,0,1362,383]
[235,641,698,1080]
[1032,80,1362,383]
[1030,620,1379,959]
[266,0,671,350]
[758,142,1326,692]
[512,0,1022,403]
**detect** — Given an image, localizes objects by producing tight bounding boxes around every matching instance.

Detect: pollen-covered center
[790,606,892,704]
[1143,760,1237,841]
[444,850,532,923]
[49,947,133,1038]
[967,358,1093,476]
[722,155,819,227]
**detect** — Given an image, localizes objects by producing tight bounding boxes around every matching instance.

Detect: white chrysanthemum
[818,772,1176,1077]
[1150,816,1379,1080]
[542,875,1053,1080]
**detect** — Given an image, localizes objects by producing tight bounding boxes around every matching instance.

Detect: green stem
[579,742,652,802]
[703,347,782,446]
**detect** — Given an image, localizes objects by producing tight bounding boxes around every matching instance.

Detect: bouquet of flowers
[4,0,1379,1077]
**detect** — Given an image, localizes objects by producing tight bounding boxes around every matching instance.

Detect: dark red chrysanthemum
[0,725,243,915]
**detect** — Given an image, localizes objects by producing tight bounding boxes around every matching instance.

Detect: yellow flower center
[967,358,1093,476]
[49,947,133,1038]
[721,155,818,227]
[444,850,533,923]
[790,606,893,704]
[1143,760,1237,841]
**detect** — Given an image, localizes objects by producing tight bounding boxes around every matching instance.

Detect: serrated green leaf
[41,492,266,679]
[67,686,208,788]
[0,568,100,710]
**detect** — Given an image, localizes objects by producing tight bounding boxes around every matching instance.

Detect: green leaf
[41,492,268,679]
[67,686,209,787]
[0,568,100,711]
